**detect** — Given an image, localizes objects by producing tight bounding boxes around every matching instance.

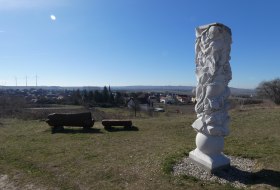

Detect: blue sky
[0,0,279,89]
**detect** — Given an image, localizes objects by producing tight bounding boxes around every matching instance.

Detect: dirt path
[0,174,46,190]
[0,175,17,190]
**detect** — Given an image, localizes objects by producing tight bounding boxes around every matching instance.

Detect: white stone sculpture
[189,23,232,172]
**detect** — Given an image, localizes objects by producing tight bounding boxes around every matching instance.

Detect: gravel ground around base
[173,156,257,189]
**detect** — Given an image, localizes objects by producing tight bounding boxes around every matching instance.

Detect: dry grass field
[0,104,279,189]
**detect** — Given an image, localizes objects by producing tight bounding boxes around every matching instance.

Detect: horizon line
[0,85,255,90]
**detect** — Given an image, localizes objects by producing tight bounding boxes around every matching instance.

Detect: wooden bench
[102,119,132,130]
[46,112,95,133]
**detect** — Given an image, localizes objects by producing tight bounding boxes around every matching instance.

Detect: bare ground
[0,174,47,190]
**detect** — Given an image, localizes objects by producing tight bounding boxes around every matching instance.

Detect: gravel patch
[0,174,47,190]
[0,175,17,190]
[173,155,257,189]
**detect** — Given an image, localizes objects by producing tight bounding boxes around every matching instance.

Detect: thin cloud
[0,0,67,10]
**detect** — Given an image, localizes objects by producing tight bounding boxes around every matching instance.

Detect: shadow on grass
[215,166,280,188]
[51,127,103,134]
[104,125,139,132]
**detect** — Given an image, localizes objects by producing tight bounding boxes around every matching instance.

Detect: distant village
[0,87,195,112]
[0,85,261,116]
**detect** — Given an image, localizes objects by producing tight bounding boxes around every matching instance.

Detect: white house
[160,95,175,104]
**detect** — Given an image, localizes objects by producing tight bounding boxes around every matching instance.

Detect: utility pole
[35,75,38,87]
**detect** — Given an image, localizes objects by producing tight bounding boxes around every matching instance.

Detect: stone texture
[193,22,232,136]
[189,23,232,172]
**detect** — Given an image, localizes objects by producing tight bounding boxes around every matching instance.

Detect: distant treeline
[39,86,127,107]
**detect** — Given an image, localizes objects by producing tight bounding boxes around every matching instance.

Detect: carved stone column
[189,23,232,172]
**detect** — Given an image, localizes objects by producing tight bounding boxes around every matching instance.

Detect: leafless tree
[256,78,280,105]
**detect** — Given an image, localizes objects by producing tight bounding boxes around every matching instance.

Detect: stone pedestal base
[189,148,230,173]
[189,132,230,173]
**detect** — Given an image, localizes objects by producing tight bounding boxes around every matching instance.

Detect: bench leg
[124,125,131,130]
[52,126,64,133]
[83,126,91,131]
[104,126,112,130]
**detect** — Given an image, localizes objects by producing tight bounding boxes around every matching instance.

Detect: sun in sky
[50,14,56,21]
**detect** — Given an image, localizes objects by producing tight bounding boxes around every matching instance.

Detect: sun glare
[50,15,56,21]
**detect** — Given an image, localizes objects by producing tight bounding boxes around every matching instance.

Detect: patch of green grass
[162,152,186,174]
[226,108,280,165]
[0,106,279,189]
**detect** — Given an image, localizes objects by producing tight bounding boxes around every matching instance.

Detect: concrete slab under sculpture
[189,23,232,172]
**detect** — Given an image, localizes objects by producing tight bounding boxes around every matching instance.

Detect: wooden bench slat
[46,112,95,128]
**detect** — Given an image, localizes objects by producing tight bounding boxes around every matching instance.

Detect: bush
[256,78,280,105]
[240,98,263,105]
